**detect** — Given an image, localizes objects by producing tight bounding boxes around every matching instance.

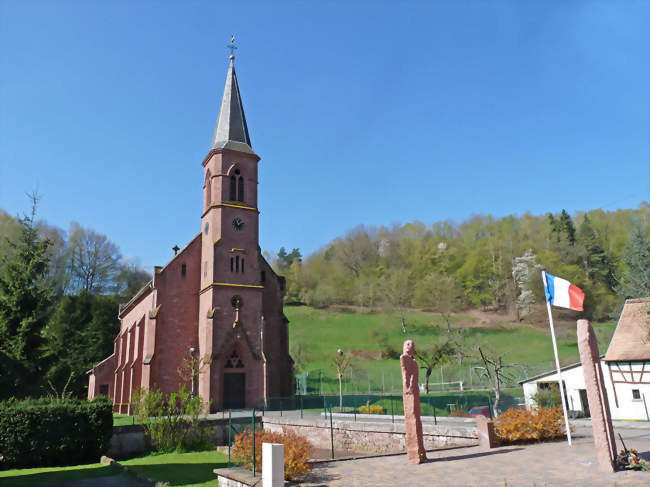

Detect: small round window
[231,295,243,308]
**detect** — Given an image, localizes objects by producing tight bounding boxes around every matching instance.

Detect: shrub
[0,396,113,469]
[449,405,469,417]
[358,404,385,414]
[231,428,313,481]
[132,386,210,452]
[494,407,571,443]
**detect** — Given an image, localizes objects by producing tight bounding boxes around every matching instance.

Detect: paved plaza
[301,422,650,486]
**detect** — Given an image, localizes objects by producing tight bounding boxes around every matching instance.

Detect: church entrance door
[223,373,245,409]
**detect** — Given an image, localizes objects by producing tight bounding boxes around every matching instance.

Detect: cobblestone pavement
[301,429,650,487]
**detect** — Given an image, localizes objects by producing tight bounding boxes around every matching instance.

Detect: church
[87,52,293,413]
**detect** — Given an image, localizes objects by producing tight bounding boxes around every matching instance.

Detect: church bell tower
[198,49,268,409]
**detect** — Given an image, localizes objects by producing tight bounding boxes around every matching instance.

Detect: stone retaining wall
[108,417,260,459]
[262,416,478,454]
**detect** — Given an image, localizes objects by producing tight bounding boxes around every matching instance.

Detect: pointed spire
[211,55,253,154]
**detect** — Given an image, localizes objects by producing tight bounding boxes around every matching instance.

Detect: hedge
[0,397,113,469]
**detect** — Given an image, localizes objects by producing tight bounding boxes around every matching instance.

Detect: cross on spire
[227,35,237,60]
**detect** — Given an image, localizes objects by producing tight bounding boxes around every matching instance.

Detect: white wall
[521,360,650,421]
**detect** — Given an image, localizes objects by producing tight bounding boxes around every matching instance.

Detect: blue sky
[1,1,648,268]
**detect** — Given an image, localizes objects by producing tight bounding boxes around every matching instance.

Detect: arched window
[241,258,245,273]
[204,171,212,209]
[230,175,237,201]
[237,175,244,202]
[230,257,234,272]
[235,255,240,272]
[229,169,245,202]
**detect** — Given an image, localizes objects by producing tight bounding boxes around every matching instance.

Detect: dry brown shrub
[494,407,570,443]
[231,427,313,481]
[449,405,469,417]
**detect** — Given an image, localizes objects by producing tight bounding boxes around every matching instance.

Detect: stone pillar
[262,442,284,487]
[476,415,497,449]
[400,340,427,464]
[577,319,617,473]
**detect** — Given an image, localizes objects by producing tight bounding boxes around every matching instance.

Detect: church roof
[210,58,253,154]
[604,297,650,361]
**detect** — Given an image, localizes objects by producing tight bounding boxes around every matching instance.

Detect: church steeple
[210,54,253,154]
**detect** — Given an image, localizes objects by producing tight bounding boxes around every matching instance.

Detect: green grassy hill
[285,305,616,395]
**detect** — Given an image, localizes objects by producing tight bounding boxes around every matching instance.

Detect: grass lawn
[0,462,119,487]
[0,451,229,487]
[285,305,617,393]
[114,412,138,426]
[122,450,229,487]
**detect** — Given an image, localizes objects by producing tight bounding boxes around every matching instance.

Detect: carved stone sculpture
[577,319,616,472]
[400,339,427,464]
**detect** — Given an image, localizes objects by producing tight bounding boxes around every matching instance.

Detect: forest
[0,197,150,400]
[1,196,648,400]
[271,204,650,323]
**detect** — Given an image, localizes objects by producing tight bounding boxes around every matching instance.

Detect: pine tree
[578,215,613,286]
[0,196,54,398]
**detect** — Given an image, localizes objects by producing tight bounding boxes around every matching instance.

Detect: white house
[520,298,650,421]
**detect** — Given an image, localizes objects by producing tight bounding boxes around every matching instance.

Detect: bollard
[262,443,284,487]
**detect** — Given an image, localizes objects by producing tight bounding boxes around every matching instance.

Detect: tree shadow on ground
[1,465,120,487]
[427,447,524,463]
[290,462,340,486]
[125,461,228,486]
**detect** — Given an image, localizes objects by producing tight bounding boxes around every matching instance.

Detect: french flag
[543,273,585,311]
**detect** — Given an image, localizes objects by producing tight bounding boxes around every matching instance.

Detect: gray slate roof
[211,59,253,154]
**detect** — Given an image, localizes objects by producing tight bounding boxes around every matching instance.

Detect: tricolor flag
[543,273,585,311]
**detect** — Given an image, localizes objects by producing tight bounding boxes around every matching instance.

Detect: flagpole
[541,270,573,446]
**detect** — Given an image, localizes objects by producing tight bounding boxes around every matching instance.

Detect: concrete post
[262,442,284,487]
[577,319,617,472]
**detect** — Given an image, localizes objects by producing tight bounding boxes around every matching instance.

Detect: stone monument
[400,339,427,464]
[577,319,617,473]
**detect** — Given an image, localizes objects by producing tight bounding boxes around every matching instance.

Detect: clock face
[232,217,245,231]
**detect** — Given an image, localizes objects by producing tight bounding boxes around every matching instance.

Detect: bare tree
[177,348,212,398]
[68,222,121,294]
[415,339,456,394]
[474,346,521,417]
[414,272,462,333]
[332,349,352,410]
[379,269,411,334]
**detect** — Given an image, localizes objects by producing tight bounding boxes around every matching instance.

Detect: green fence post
[252,408,256,477]
[391,396,394,424]
[280,398,283,417]
[329,406,335,459]
[300,395,304,419]
[434,405,437,425]
[228,409,231,466]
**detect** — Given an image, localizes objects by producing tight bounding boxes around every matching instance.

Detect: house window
[632,389,641,400]
[181,263,187,277]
